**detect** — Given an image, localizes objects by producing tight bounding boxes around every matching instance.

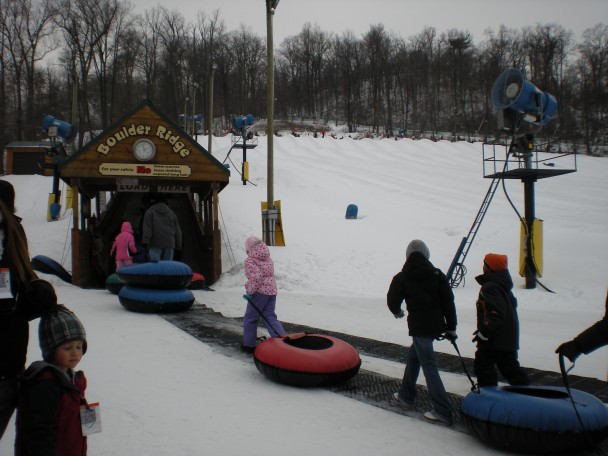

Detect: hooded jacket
[110,221,137,261]
[387,252,457,337]
[16,361,87,456]
[475,269,520,351]
[142,202,182,250]
[244,242,277,296]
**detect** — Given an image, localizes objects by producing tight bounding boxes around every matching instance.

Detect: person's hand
[472,330,488,343]
[555,340,581,363]
[393,310,405,319]
[445,330,457,341]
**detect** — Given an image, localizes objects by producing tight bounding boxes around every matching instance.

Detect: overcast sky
[132,0,606,44]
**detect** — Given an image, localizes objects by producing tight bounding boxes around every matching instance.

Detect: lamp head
[491,68,557,129]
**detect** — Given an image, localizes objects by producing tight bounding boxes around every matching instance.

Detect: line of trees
[1,0,606,154]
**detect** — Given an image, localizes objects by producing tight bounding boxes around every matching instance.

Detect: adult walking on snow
[472,253,529,387]
[387,239,457,426]
[241,236,286,354]
[0,180,58,440]
[110,221,137,270]
[142,193,182,262]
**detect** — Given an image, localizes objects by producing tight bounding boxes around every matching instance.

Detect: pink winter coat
[244,242,277,295]
[110,222,137,260]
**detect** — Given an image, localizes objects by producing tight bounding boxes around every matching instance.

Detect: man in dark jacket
[142,193,182,261]
[473,253,529,387]
[556,291,608,363]
[387,240,457,425]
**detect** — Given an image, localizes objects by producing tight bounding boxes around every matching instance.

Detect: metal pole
[192,87,196,139]
[265,0,277,245]
[523,178,536,289]
[207,65,215,154]
[522,136,536,289]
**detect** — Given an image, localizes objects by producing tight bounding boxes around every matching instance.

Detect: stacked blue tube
[117,261,194,313]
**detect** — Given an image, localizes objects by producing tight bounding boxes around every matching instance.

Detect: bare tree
[330,31,364,132]
[228,25,265,115]
[136,8,162,101]
[0,0,57,140]
[155,7,189,118]
[576,23,608,152]
[90,0,132,128]
[195,10,225,133]
[56,0,123,145]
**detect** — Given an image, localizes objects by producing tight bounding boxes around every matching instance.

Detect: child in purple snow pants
[242,236,285,352]
[243,293,285,347]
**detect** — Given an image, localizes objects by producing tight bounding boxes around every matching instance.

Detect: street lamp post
[208,63,216,155]
[264,0,280,246]
[192,82,198,140]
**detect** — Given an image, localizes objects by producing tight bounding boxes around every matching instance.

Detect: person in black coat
[387,240,457,425]
[0,180,58,440]
[473,253,529,387]
[556,291,608,363]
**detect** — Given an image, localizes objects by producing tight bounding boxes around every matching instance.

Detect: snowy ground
[1,132,606,455]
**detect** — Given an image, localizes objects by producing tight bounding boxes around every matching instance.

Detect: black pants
[474,348,530,387]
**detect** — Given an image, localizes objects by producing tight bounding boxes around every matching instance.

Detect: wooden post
[71,180,80,285]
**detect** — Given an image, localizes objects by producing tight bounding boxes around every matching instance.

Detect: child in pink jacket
[110,221,137,270]
[241,236,286,353]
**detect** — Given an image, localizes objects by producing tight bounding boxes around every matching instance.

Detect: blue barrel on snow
[345,204,358,219]
[49,203,61,220]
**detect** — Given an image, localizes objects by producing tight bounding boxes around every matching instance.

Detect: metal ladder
[447,177,501,287]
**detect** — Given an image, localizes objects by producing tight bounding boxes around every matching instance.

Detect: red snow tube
[253,333,361,387]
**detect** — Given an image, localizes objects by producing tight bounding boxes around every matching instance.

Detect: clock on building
[132,138,156,161]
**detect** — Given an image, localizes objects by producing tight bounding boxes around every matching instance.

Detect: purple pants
[243,293,286,347]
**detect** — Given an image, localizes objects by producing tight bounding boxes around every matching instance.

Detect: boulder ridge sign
[58,99,229,288]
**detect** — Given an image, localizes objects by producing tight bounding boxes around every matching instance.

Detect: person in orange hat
[472,253,529,387]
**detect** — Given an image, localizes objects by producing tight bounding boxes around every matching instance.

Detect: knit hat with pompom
[39,305,87,362]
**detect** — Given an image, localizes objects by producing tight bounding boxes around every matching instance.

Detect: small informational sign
[99,163,191,178]
[116,183,190,193]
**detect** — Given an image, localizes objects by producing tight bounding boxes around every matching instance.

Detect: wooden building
[2,142,53,175]
[58,100,230,288]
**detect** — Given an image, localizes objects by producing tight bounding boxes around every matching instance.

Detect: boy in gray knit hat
[16,305,91,454]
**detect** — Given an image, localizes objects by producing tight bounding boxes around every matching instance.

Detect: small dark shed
[2,142,53,175]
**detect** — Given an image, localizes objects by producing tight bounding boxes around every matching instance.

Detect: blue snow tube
[118,286,194,313]
[31,255,72,283]
[117,261,192,289]
[461,385,608,454]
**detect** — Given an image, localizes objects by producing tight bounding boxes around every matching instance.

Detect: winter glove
[243,293,253,301]
[393,310,405,319]
[444,330,458,342]
[22,279,57,320]
[555,340,581,363]
[472,330,488,343]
